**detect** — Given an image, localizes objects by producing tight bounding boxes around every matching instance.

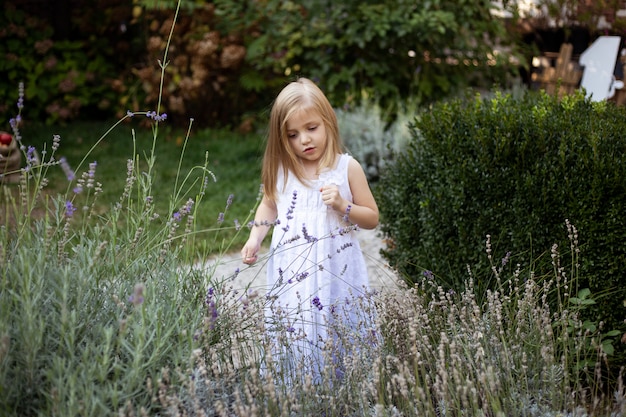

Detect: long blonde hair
[262,77,343,201]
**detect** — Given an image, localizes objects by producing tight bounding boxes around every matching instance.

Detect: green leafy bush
[377,90,626,351]
[119,3,272,129]
[0,3,119,125]
[212,0,522,110]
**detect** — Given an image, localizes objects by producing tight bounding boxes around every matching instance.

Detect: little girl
[241,77,379,380]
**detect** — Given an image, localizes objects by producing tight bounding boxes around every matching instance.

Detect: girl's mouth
[304,147,315,154]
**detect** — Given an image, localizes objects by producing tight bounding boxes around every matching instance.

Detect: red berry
[0,133,13,145]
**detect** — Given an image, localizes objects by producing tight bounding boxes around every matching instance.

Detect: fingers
[320,185,341,208]
[241,246,258,265]
[243,254,258,265]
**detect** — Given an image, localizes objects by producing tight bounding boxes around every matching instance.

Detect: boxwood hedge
[377,89,626,343]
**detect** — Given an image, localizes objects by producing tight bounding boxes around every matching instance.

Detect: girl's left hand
[320,184,343,211]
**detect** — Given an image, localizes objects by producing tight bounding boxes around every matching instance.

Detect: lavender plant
[336,99,413,182]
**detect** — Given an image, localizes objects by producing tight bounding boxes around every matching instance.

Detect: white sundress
[264,153,371,381]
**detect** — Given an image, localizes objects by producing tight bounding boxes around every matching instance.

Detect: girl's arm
[321,158,379,229]
[241,194,277,264]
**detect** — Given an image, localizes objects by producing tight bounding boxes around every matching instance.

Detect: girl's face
[285,108,328,168]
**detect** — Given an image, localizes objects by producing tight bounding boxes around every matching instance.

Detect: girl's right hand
[241,240,260,265]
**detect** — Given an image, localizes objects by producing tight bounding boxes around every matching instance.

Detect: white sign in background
[578,36,624,101]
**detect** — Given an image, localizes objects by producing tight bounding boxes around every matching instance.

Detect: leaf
[582,320,596,333]
[601,340,615,356]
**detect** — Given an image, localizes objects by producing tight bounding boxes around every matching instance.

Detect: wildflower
[501,251,511,267]
[172,211,182,222]
[25,146,37,166]
[51,134,61,152]
[234,219,241,230]
[126,110,135,117]
[65,201,76,218]
[84,161,97,189]
[59,157,75,181]
[312,296,323,311]
[17,82,24,110]
[119,159,135,201]
[87,161,97,179]
[128,283,145,306]
[205,287,214,304]
[342,204,352,223]
[302,223,317,243]
[286,190,297,220]
[336,242,353,253]
[207,301,218,330]
[199,176,209,196]
[146,111,167,122]
[179,198,194,216]
[217,212,224,224]
[226,193,234,210]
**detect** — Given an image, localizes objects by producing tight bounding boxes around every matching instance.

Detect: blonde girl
[241,77,378,380]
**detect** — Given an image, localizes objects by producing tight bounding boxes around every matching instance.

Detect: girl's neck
[298,154,338,179]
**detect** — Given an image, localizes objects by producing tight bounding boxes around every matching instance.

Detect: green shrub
[212,0,522,111]
[119,3,275,129]
[377,90,626,357]
[0,3,119,125]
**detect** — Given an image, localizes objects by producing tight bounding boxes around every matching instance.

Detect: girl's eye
[287,133,297,139]
[308,125,317,131]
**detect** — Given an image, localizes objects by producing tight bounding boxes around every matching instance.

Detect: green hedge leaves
[378,90,626,344]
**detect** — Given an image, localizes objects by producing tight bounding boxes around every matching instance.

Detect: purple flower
[179,198,194,216]
[342,204,352,223]
[302,223,317,243]
[26,146,37,166]
[59,157,75,181]
[501,251,512,267]
[286,190,297,220]
[206,299,218,330]
[17,82,24,110]
[146,111,167,122]
[87,161,97,178]
[205,287,215,305]
[312,296,323,311]
[65,201,76,218]
[128,283,145,306]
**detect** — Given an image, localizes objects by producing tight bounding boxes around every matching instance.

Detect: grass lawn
[17,118,266,256]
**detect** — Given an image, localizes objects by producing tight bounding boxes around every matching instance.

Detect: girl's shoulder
[337,153,354,169]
